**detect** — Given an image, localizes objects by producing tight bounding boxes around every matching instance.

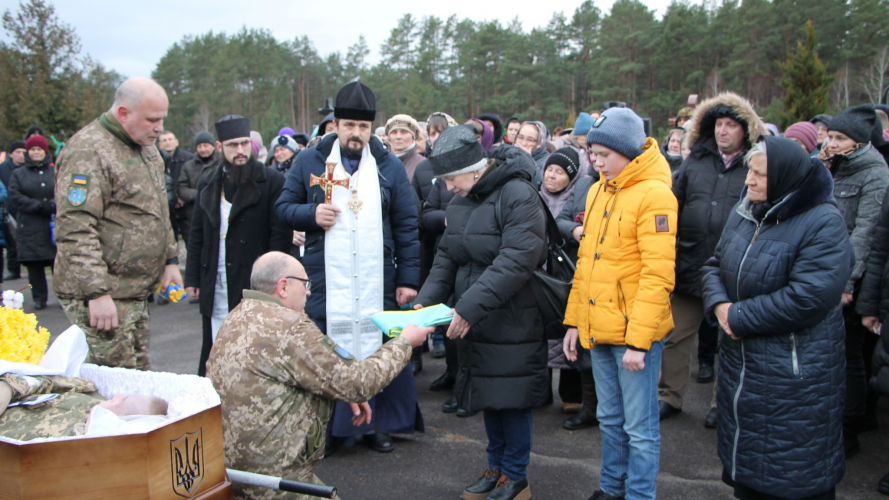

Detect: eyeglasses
[515,134,538,144]
[285,276,311,291]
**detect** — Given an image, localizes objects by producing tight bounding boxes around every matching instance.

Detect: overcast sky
[6,0,674,78]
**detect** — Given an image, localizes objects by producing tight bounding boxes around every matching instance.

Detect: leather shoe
[411,348,423,375]
[563,405,598,430]
[429,371,455,391]
[442,396,458,413]
[704,408,717,428]
[487,476,530,500]
[457,406,478,418]
[658,401,681,421]
[363,432,394,453]
[588,490,625,500]
[696,363,714,383]
[878,471,889,495]
[462,468,501,500]
[33,301,47,310]
[3,272,20,280]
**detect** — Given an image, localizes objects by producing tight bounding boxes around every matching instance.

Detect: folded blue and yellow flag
[371,304,454,337]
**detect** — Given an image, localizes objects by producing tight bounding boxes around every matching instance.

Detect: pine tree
[779,20,836,128]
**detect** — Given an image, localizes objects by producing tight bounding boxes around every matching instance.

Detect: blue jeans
[591,341,663,500]
[431,325,445,346]
[483,408,533,481]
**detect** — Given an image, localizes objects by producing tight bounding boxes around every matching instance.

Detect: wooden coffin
[0,365,232,500]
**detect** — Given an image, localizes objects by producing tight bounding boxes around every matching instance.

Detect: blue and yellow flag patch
[72,174,88,185]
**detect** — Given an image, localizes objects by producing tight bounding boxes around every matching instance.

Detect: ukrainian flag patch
[72,174,88,185]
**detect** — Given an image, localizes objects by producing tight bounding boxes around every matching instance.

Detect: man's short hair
[159,130,175,139]
[250,252,293,294]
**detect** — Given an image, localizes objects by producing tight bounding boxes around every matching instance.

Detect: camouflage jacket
[0,374,101,441]
[207,290,412,497]
[53,112,178,301]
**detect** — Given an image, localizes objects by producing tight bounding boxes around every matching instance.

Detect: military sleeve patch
[320,335,355,365]
[655,215,669,233]
[67,174,90,207]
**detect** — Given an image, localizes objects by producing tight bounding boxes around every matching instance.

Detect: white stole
[324,144,385,360]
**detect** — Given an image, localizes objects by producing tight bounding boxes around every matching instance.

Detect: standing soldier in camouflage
[53,77,182,371]
[207,251,433,499]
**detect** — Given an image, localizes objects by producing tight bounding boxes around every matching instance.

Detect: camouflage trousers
[61,298,151,371]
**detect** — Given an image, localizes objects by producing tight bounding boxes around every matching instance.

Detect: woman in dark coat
[415,126,547,500]
[701,137,853,500]
[8,135,56,309]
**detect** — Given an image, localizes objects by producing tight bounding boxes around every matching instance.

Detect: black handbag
[496,180,576,340]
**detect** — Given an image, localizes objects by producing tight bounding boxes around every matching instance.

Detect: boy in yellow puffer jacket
[562,107,677,500]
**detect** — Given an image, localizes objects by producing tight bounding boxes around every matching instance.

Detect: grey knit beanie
[428,124,486,176]
[585,107,646,160]
[829,104,876,144]
[194,130,215,148]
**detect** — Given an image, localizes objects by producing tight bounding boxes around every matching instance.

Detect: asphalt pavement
[16,272,889,500]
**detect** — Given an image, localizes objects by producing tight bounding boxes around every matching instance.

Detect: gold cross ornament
[310,162,350,204]
[348,188,363,216]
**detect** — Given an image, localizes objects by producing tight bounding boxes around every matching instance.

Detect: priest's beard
[222,151,254,186]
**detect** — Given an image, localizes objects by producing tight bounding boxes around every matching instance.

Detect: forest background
[2,0,888,149]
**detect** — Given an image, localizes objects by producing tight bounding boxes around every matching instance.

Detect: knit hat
[585,107,646,160]
[271,135,299,155]
[215,115,251,142]
[428,125,486,176]
[27,125,43,137]
[8,140,25,153]
[25,135,49,154]
[278,127,296,137]
[830,104,877,144]
[385,114,420,139]
[545,147,581,181]
[334,82,376,121]
[783,122,819,153]
[194,131,215,148]
[810,114,833,128]
[573,112,594,137]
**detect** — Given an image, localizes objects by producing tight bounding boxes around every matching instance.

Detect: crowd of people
[0,74,888,500]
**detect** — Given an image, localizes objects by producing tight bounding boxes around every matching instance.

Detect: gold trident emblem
[310,162,350,204]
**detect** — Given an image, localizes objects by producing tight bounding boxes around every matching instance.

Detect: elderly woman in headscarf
[513,121,549,187]
[701,136,853,500]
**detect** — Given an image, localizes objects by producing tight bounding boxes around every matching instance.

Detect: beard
[344,136,366,156]
[222,150,254,186]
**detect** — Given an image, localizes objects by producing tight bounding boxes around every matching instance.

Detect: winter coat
[411,158,436,205]
[858,186,889,398]
[0,158,21,218]
[164,147,193,198]
[673,92,768,298]
[0,180,7,248]
[556,176,596,264]
[274,133,420,320]
[828,144,889,294]
[565,138,677,351]
[395,145,422,182]
[701,140,852,499]
[185,161,293,318]
[415,145,548,411]
[8,155,56,263]
[422,176,455,253]
[178,149,222,228]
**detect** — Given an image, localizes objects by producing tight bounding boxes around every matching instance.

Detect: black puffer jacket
[673,92,768,298]
[701,138,852,499]
[856,185,889,398]
[556,175,596,263]
[8,155,56,262]
[416,145,548,411]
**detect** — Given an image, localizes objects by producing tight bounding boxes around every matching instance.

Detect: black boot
[696,362,714,383]
[429,370,455,391]
[363,432,394,453]
[588,490,625,500]
[411,347,423,375]
[462,468,501,500]
[442,395,458,413]
[487,476,530,500]
[563,404,598,430]
[878,470,889,495]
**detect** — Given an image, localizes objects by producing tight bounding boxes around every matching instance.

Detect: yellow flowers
[0,307,50,364]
